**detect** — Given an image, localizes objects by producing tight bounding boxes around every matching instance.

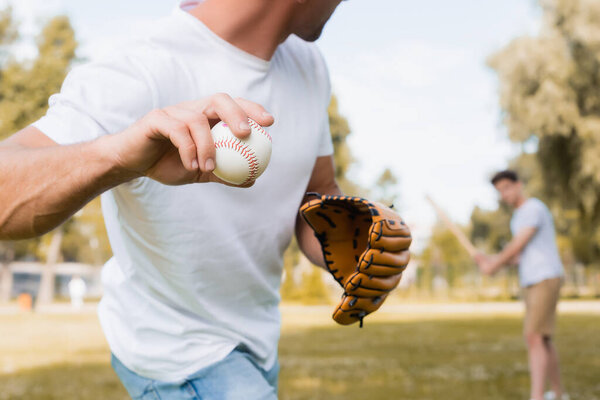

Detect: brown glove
[300,193,412,327]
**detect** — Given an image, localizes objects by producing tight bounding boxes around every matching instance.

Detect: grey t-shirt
[510,198,564,287]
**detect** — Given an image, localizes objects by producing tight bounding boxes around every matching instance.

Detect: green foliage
[0,13,77,139]
[328,95,366,196]
[419,223,475,290]
[470,205,512,253]
[488,0,600,265]
[373,167,400,207]
[0,7,17,48]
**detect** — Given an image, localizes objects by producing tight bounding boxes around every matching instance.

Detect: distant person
[474,170,568,400]
[68,275,86,310]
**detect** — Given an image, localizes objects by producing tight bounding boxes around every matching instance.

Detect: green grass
[279,316,600,400]
[0,312,598,400]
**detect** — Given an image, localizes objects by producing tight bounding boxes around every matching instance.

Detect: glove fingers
[344,272,403,297]
[332,294,389,325]
[370,221,412,252]
[358,249,410,276]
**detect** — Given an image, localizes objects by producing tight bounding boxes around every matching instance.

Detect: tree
[419,223,475,293]
[281,95,365,302]
[0,7,17,49]
[328,95,366,196]
[470,205,512,253]
[488,0,600,267]
[0,13,77,139]
[373,167,400,207]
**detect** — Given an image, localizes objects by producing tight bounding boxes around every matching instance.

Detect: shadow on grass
[0,315,598,400]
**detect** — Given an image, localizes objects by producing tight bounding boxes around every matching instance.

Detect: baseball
[211,118,272,185]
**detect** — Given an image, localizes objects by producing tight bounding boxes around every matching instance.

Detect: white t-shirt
[33,5,333,382]
[510,198,564,287]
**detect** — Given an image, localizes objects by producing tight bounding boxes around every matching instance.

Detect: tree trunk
[36,229,63,306]
[0,246,15,303]
[0,263,13,302]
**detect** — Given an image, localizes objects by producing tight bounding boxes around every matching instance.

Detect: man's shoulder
[514,198,552,226]
[525,198,549,213]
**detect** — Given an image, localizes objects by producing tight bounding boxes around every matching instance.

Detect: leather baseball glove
[300,193,412,327]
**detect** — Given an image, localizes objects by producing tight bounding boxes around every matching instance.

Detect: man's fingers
[163,106,215,173]
[234,97,275,128]
[145,110,198,172]
[180,95,274,139]
[203,93,253,139]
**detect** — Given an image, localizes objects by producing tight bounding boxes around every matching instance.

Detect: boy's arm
[476,226,537,275]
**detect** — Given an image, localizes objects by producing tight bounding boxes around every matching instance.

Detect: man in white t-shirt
[474,170,567,400]
[0,0,350,398]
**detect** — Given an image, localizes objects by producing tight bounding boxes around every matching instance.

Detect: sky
[2,0,542,248]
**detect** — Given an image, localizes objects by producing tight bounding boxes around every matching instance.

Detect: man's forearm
[0,135,137,240]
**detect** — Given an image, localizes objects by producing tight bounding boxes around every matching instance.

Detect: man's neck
[188,0,293,61]
[515,195,528,209]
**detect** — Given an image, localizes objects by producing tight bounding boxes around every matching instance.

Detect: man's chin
[297,27,324,42]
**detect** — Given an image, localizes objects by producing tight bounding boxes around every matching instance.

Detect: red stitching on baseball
[214,138,260,184]
[248,118,272,143]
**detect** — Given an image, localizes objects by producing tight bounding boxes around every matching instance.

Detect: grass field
[0,306,598,400]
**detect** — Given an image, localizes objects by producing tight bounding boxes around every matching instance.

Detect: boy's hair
[491,170,519,185]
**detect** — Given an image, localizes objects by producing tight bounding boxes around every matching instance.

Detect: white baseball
[211,118,272,185]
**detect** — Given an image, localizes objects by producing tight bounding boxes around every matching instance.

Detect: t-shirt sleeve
[517,201,544,230]
[313,44,334,157]
[317,106,334,157]
[32,54,155,145]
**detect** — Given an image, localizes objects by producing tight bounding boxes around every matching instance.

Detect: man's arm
[0,127,135,240]
[476,226,537,275]
[0,95,274,240]
[295,155,342,268]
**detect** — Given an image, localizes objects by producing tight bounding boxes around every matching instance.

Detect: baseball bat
[426,195,479,258]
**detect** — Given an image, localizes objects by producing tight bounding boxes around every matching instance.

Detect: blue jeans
[111,348,279,400]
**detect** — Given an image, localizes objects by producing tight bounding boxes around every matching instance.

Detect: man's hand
[107,94,274,186]
[475,252,496,275]
[474,227,536,276]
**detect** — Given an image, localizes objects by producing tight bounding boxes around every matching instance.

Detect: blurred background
[0,0,599,399]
